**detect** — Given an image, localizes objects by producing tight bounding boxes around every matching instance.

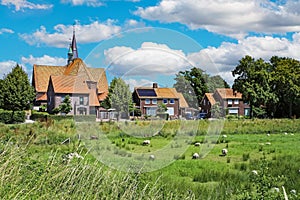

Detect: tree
[59,95,72,114]
[270,56,300,118]
[174,67,208,108]
[206,75,230,93]
[232,56,277,118]
[104,77,133,119]
[0,64,35,111]
[210,102,222,118]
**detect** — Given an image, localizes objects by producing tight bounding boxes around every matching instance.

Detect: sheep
[267,133,270,136]
[194,142,201,147]
[222,135,227,138]
[284,132,288,135]
[192,153,200,159]
[251,170,258,175]
[149,154,155,160]
[63,152,84,163]
[265,142,271,145]
[221,148,228,156]
[90,135,98,140]
[143,140,151,145]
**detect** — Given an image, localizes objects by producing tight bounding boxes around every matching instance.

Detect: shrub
[30,111,49,121]
[0,109,25,124]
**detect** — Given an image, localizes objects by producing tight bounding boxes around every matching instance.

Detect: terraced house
[133,83,189,118]
[32,31,108,116]
[200,88,250,118]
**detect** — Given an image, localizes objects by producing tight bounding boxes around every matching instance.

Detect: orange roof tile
[204,93,216,105]
[33,58,108,101]
[216,88,242,99]
[36,93,47,101]
[98,91,108,101]
[89,91,100,106]
[155,88,179,99]
[177,92,189,108]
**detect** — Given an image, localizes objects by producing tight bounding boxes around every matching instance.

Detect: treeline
[232,56,300,118]
[173,56,300,119]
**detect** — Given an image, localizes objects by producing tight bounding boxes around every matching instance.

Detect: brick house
[133,83,188,118]
[32,31,108,116]
[200,88,250,117]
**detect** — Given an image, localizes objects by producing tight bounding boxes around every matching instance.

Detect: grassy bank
[0,118,299,199]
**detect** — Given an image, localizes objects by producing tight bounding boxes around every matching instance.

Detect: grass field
[0,118,299,199]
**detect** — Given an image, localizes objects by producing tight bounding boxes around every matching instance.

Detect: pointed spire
[67,44,73,64]
[71,24,78,59]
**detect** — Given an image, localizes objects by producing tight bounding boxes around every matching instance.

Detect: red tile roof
[216,88,242,99]
[204,93,216,105]
[33,58,108,102]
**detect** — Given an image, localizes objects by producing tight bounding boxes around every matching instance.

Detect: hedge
[0,109,25,124]
[30,111,49,121]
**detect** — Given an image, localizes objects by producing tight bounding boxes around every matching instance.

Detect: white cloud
[104,42,191,76]
[1,0,53,11]
[21,55,66,66]
[20,20,121,48]
[0,28,14,34]
[60,0,103,7]
[124,78,153,91]
[104,33,300,86]
[187,33,300,85]
[135,0,300,38]
[0,60,17,78]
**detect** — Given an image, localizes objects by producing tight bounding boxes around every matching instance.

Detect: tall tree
[207,75,230,93]
[104,77,133,119]
[232,56,277,118]
[174,67,208,108]
[270,56,300,118]
[0,64,35,111]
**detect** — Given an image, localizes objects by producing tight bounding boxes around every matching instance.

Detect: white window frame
[228,99,232,105]
[170,99,175,104]
[145,99,150,104]
[152,99,157,104]
[234,99,239,104]
[163,99,168,104]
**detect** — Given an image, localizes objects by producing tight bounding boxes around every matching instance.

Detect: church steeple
[67,24,79,65]
[71,25,78,59]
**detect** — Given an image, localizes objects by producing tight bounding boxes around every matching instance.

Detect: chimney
[153,83,158,88]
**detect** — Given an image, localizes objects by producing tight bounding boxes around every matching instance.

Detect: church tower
[67,25,78,64]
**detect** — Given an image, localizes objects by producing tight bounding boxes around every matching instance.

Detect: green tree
[270,56,300,118]
[59,95,72,114]
[174,67,208,108]
[0,79,4,108]
[206,75,230,93]
[232,56,277,118]
[0,64,35,111]
[105,77,133,119]
[210,102,222,118]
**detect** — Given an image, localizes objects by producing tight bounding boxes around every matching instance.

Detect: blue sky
[1,0,300,87]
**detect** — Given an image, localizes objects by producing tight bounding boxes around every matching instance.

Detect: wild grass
[0,118,299,199]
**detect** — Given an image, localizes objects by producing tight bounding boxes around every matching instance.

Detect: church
[32,29,108,116]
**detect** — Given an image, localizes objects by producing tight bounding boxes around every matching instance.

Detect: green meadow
[0,118,299,199]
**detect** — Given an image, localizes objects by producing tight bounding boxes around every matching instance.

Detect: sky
[1,0,300,88]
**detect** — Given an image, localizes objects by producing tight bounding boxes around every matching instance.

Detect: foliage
[104,77,133,118]
[232,55,300,118]
[210,102,222,118]
[0,64,35,111]
[157,103,168,113]
[0,109,25,124]
[206,75,230,93]
[52,95,72,115]
[30,110,49,121]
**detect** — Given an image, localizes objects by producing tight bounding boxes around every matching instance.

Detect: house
[132,83,188,118]
[32,30,108,116]
[200,88,250,117]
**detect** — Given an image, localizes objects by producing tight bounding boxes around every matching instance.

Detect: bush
[0,109,25,124]
[30,111,49,121]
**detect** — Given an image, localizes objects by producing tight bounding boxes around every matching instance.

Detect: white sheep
[149,154,155,160]
[251,170,258,175]
[143,140,151,145]
[194,142,201,147]
[267,133,270,136]
[265,142,271,145]
[192,153,200,159]
[284,132,288,135]
[222,135,227,138]
[221,148,228,156]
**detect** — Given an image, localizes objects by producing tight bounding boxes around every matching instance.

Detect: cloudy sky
[1,0,300,87]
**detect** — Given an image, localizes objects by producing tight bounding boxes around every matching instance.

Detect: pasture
[0,118,299,199]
